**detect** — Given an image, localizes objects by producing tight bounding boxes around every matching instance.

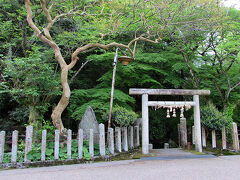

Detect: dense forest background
[0,0,240,147]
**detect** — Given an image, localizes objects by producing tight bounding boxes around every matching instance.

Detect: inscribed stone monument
[79,106,99,143]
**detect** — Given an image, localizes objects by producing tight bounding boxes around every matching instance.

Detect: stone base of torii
[129,88,210,154]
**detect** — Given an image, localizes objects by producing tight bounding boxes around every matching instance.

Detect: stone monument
[79,106,99,143]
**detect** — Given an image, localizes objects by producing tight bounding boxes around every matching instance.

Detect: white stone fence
[0,124,140,164]
[192,122,240,151]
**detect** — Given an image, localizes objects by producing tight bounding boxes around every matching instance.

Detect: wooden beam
[129,88,210,95]
[148,101,196,107]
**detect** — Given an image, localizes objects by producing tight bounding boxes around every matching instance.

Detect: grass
[112,149,154,160]
[0,149,142,170]
[203,148,240,156]
[186,145,240,156]
[184,149,206,155]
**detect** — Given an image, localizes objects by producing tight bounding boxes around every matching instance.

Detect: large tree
[24,0,221,134]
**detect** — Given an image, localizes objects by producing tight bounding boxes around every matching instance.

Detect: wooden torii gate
[129,88,211,154]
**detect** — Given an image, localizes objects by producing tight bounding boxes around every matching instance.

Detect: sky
[223,0,240,9]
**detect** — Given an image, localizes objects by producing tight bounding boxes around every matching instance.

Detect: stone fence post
[54,130,60,160]
[134,126,140,147]
[115,127,121,152]
[108,128,114,155]
[67,129,72,160]
[78,129,83,159]
[0,131,5,163]
[41,130,47,161]
[178,124,180,147]
[123,127,128,151]
[212,130,216,148]
[24,125,33,162]
[232,122,239,151]
[129,126,134,149]
[89,129,94,158]
[222,127,227,150]
[11,130,18,163]
[99,124,105,157]
[192,126,195,145]
[180,118,187,148]
[202,127,206,148]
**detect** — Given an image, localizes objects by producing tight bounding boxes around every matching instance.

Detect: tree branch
[230,81,240,93]
[70,35,158,70]
[69,60,92,84]
[213,80,225,104]
[25,0,67,68]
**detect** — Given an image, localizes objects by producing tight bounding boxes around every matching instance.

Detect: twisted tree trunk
[25,0,158,134]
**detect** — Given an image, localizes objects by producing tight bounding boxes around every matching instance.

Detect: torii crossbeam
[129,88,211,154]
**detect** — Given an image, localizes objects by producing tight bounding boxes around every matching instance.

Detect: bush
[201,103,232,130]
[103,105,138,127]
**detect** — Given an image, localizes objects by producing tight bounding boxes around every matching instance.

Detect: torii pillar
[129,88,210,154]
[142,94,149,154]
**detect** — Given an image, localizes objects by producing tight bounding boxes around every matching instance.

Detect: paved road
[1,149,240,180]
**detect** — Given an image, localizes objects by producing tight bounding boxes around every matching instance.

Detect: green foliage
[223,103,236,122]
[3,151,24,164]
[26,140,100,161]
[2,139,101,163]
[69,88,135,122]
[1,47,61,128]
[0,0,240,149]
[103,105,138,127]
[149,109,167,146]
[1,47,60,106]
[201,103,232,130]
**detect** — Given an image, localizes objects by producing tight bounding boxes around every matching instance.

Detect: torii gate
[129,88,211,154]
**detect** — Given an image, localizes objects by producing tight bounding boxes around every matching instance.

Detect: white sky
[223,0,240,9]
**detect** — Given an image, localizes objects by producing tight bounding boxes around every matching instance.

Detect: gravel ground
[1,149,239,180]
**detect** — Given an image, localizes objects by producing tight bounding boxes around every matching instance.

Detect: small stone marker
[24,125,33,162]
[232,122,239,151]
[99,124,105,157]
[78,129,83,159]
[123,127,128,151]
[148,144,153,150]
[108,128,114,155]
[89,129,94,158]
[54,130,60,160]
[67,129,72,160]
[11,130,18,163]
[222,126,227,150]
[115,127,121,152]
[212,130,216,148]
[0,131,6,163]
[164,143,169,149]
[79,106,99,143]
[41,130,47,161]
[202,127,206,148]
[192,126,195,145]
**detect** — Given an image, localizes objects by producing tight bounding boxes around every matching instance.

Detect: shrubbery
[103,105,138,127]
[201,103,232,130]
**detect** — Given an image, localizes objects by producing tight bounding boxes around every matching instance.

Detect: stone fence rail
[0,124,140,164]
